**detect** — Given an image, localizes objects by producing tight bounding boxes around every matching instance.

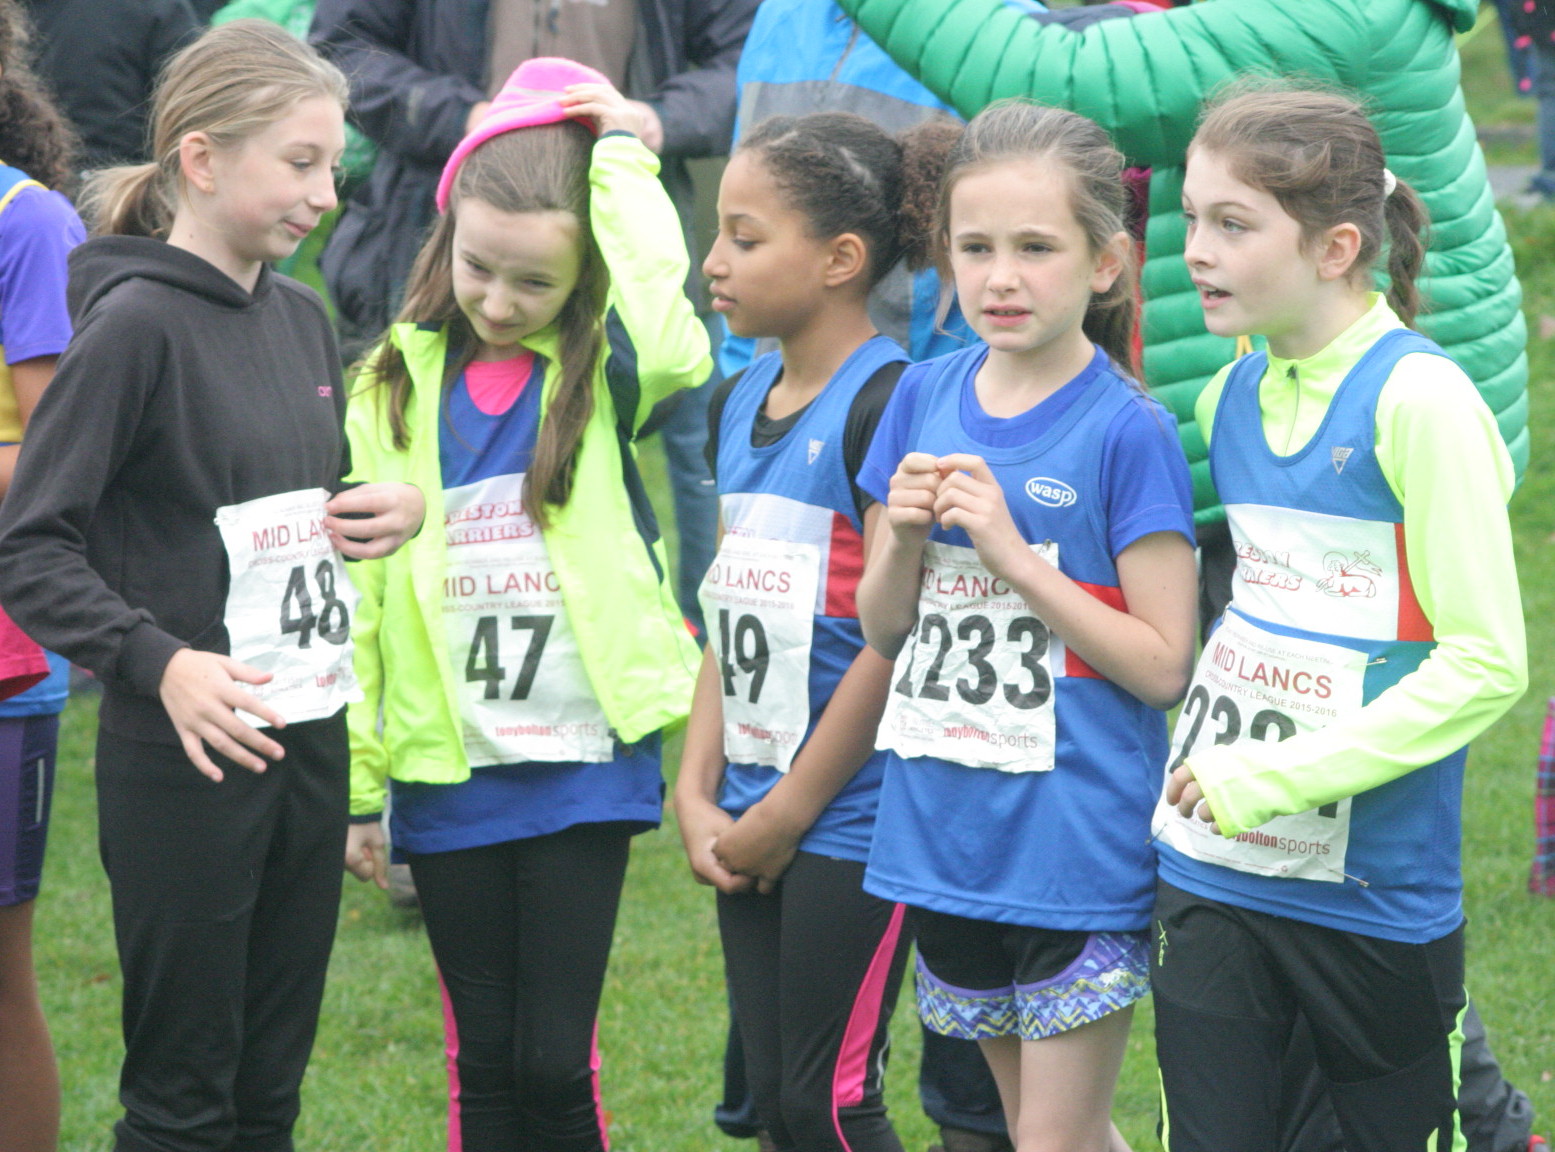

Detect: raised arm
[585,130,712,419]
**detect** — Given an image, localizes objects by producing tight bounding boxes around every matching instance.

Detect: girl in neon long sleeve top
[1152,85,1525,1151]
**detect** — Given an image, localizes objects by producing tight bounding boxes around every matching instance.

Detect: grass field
[31,12,1555,1151]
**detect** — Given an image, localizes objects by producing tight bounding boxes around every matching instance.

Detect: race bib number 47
[1154,612,1366,881]
[879,541,1058,772]
[214,488,362,726]
[442,476,614,766]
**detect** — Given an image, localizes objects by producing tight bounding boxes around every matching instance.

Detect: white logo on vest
[1024,477,1076,508]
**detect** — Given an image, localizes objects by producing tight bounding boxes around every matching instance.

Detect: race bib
[698,534,821,772]
[442,476,614,765]
[879,541,1058,772]
[214,487,362,726]
[1153,611,1367,881]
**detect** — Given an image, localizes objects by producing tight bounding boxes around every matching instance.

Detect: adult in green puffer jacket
[833,0,1526,523]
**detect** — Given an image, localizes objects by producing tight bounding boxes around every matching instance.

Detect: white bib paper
[214,487,362,726]
[698,533,821,772]
[879,541,1058,772]
[441,476,614,765]
[1154,611,1367,881]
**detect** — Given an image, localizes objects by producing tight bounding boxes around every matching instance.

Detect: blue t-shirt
[388,357,662,856]
[857,345,1193,929]
[0,180,85,719]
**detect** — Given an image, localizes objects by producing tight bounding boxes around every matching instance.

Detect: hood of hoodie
[67,235,273,323]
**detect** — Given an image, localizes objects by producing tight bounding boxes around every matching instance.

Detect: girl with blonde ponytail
[0,19,423,1150]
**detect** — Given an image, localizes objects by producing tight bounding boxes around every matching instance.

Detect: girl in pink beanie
[342,60,709,1150]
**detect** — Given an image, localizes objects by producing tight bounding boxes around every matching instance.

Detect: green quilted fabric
[835,0,1525,521]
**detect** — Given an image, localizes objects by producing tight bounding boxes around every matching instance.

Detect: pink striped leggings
[717,851,910,1152]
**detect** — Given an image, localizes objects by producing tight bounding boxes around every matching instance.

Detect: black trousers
[96,718,347,1152]
[718,851,911,1152]
[408,822,633,1152]
[1152,880,1466,1152]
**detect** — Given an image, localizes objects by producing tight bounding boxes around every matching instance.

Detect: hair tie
[1383,168,1398,198]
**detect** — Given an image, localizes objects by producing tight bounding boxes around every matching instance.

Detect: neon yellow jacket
[342,134,708,816]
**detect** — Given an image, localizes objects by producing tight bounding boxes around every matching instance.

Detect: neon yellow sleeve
[589,134,712,426]
[340,371,398,817]
[1192,352,1527,836]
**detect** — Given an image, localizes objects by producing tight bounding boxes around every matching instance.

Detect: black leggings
[718,851,910,1152]
[1152,881,1466,1152]
[408,823,633,1152]
[96,718,347,1152]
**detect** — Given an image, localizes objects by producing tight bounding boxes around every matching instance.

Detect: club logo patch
[1025,477,1077,508]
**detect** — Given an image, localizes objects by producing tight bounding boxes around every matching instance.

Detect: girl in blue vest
[676,111,961,1152]
[855,100,1198,1152]
[1155,84,1527,1152]
[341,58,707,1151]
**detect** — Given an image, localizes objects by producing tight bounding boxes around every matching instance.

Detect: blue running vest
[1155,329,1467,943]
[703,336,905,862]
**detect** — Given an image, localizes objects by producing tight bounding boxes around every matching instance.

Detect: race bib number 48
[214,488,362,726]
[879,541,1058,772]
[1154,612,1366,881]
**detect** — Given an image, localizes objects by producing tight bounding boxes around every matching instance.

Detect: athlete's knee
[517,1047,598,1121]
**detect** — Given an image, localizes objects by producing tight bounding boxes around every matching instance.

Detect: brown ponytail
[1382,180,1428,328]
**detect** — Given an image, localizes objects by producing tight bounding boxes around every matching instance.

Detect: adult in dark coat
[21,0,199,169]
[309,0,757,352]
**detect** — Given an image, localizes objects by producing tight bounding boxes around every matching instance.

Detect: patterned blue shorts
[916,928,1150,1041]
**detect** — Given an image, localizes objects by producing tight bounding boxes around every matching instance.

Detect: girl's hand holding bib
[932,453,1038,588]
[1165,762,1221,834]
[324,482,425,559]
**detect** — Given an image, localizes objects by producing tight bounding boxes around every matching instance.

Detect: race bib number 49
[1154,612,1366,881]
[698,534,820,772]
[214,488,362,726]
[879,541,1058,772]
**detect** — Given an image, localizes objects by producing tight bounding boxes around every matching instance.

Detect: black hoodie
[0,236,348,744]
